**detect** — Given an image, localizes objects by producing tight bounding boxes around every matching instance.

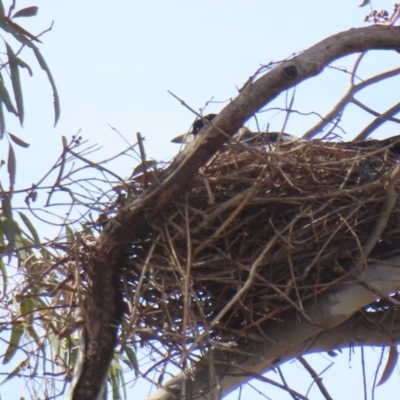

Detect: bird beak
[171,133,189,144]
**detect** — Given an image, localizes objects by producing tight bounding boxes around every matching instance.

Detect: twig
[298,356,333,400]
[353,100,400,140]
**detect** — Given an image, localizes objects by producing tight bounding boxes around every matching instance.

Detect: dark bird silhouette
[171,114,217,144]
[171,113,299,145]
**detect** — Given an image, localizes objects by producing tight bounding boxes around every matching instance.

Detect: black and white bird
[171,114,217,144]
[171,113,298,145]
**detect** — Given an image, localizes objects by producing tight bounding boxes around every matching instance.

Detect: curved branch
[354,100,400,140]
[303,65,400,140]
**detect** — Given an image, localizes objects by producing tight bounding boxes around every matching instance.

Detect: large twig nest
[122,136,400,351]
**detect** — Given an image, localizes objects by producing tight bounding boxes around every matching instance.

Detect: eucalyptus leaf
[0,89,5,139]
[18,211,40,243]
[0,258,7,296]
[123,346,138,375]
[0,73,18,116]
[65,225,75,248]
[12,6,38,19]
[5,42,24,124]
[9,132,29,148]
[7,143,16,195]
[0,358,28,384]
[1,192,15,259]
[19,296,33,325]
[7,19,42,43]
[110,365,120,400]
[31,46,60,125]
[14,56,33,76]
[2,322,24,364]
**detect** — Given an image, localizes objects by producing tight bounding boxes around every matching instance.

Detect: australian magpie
[171,114,298,145]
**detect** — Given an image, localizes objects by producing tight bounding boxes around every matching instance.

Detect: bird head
[171,114,217,144]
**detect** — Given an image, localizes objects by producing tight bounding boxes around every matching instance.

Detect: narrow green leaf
[109,365,120,400]
[8,132,29,148]
[0,221,6,246]
[48,330,60,354]
[80,223,93,236]
[0,358,28,384]
[67,337,80,367]
[12,6,38,18]
[16,234,31,266]
[31,297,48,315]
[2,322,24,364]
[7,143,16,195]
[0,258,7,296]
[7,19,42,43]
[26,331,40,375]
[123,346,138,374]
[110,358,124,371]
[1,192,15,258]
[39,246,52,261]
[0,1,5,18]
[377,346,398,386]
[119,369,127,400]
[31,46,60,125]
[18,212,40,244]
[5,42,24,124]
[20,296,33,325]
[111,355,128,399]
[14,56,32,76]
[0,83,5,138]
[65,225,75,248]
[0,73,17,116]
[27,325,40,345]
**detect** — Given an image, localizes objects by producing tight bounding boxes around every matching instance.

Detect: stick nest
[122,137,400,350]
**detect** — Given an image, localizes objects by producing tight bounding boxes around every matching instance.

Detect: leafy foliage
[0,0,62,274]
[0,134,143,398]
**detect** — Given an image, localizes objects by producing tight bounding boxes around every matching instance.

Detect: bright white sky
[1,0,400,399]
